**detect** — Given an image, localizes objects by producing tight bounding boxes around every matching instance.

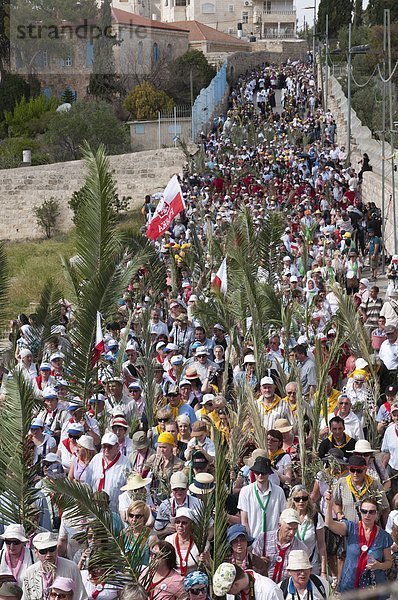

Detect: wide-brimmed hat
[287,549,311,571]
[0,583,23,599]
[245,448,267,468]
[32,531,58,550]
[77,435,96,452]
[347,439,377,454]
[274,418,293,433]
[132,430,149,449]
[120,473,152,491]
[227,524,254,546]
[0,524,28,543]
[189,473,215,495]
[185,367,200,380]
[250,456,272,474]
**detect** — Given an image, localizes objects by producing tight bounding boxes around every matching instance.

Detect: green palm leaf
[211,428,229,575]
[0,372,42,532]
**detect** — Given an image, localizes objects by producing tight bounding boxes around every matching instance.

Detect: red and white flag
[92,311,105,367]
[146,175,185,241]
[212,258,227,295]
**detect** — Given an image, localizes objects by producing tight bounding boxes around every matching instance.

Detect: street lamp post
[303,4,316,74]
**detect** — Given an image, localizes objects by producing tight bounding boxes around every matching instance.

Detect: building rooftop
[172,19,248,44]
[111,7,190,32]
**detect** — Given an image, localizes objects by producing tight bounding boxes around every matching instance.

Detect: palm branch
[192,489,214,561]
[211,428,229,575]
[0,242,9,331]
[245,384,267,449]
[60,144,148,401]
[256,211,285,286]
[0,371,42,532]
[136,306,158,428]
[45,477,156,587]
[32,278,63,364]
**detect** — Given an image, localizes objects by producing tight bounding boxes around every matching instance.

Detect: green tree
[123,81,175,120]
[366,0,398,26]
[317,0,353,39]
[164,49,216,105]
[4,94,58,137]
[89,0,120,101]
[0,0,9,74]
[0,73,30,126]
[33,198,60,238]
[44,100,129,161]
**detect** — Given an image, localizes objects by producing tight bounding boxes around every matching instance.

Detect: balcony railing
[262,30,296,38]
[258,9,296,14]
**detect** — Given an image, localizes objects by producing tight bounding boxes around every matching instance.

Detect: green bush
[0,137,38,169]
[69,185,131,225]
[34,198,60,238]
[0,73,31,124]
[123,81,175,120]
[44,99,130,162]
[4,95,59,137]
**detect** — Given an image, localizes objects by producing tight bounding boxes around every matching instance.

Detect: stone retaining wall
[0,148,185,241]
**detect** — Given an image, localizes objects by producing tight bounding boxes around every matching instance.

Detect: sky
[295,0,369,30]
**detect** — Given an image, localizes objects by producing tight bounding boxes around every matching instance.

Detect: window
[135,124,145,134]
[153,42,160,63]
[137,41,143,65]
[165,0,168,6]
[263,0,271,12]
[65,56,72,67]
[228,4,234,11]
[86,40,94,67]
[175,0,186,5]
[242,10,248,23]
[166,43,173,62]
[201,2,215,12]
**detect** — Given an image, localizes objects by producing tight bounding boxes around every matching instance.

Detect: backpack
[280,574,327,599]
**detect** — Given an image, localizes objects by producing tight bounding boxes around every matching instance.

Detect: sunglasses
[158,418,169,423]
[38,546,57,555]
[293,496,309,502]
[50,594,69,599]
[190,587,207,596]
[5,540,22,546]
[360,508,377,515]
[339,401,350,405]
[349,467,365,474]
[128,514,144,519]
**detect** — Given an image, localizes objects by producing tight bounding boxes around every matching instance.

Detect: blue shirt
[339,520,392,596]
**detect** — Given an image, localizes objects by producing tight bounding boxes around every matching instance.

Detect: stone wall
[0,148,185,241]
[327,73,397,256]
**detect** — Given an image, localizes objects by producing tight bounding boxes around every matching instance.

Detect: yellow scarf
[269,448,285,467]
[328,433,352,448]
[327,389,340,414]
[282,395,297,412]
[348,369,369,381]
[260,395,281,413]
[346,474,374,499]
[155,424,163,436]
[169,401,182,420]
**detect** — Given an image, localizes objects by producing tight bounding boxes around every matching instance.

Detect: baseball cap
[101,432,118,446]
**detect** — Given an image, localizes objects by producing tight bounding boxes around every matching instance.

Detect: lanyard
[273,545,289,583]
[296,519,310,541]
[175,535,193,577]
[254,484,271,556]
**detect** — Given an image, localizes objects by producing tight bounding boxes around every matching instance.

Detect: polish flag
[92,311,105,367]
[212,258,227,295]
[146,175,185,241]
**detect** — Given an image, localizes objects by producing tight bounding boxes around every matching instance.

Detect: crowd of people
[2,59,398,600]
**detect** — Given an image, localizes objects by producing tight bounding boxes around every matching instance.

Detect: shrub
[69,186,131,225]
[0,73,31,124]
[33,198,61,238]
[4,95,59,137]
[123,81,175,120]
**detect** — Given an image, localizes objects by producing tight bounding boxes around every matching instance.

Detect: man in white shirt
[237,456,286,541]
[379,325,398,391]
[322,394,364,441]
[213,562,283,600]
[150,309,169,337]
[22,532,87,600]
[280,550,329,600]
[381,403,398,498]
[85,433,130,511]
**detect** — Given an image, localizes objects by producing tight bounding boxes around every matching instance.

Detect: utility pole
[347,22,352,162]
[386,8,397,253]
[313,0,317,78]
[325,13,329,112]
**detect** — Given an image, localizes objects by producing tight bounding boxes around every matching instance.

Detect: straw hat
[189,473,215,495]
[347,439,377,454]
[120,473,152,491]
[274,418,293,433]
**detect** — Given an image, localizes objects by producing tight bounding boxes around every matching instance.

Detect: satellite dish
[56,103,72,113]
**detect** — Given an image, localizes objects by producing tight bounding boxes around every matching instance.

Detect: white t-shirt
[85,453,130,511]
[227,571,284,600]
[296,513,325,573]
[32,434,57,464]
[237,482,286,540]
[381,424,398,469]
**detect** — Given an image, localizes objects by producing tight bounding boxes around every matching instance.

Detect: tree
[317,0,353,39]
[123,81,175,120]
[0,73,30,126]
[43,99,129,161]
[4,94,58,137]
[164,49,216,105]
[366,0,398,26]
[0,0,9,75]
[89,0,121,101]
[33,198,60,238]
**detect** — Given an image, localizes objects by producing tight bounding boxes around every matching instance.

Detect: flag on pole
[211,258,227,295]
[92,311,105,367]
[146,175,185,241]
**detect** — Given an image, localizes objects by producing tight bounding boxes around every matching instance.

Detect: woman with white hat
[165,508,208,577]
[0,524,34,587]
[119,473,153,524]
[68,435,96,483]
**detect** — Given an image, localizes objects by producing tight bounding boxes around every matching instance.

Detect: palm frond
[45,477,152,586]
[33,278,63,364]
[61,145,148,400]
[245,385,267,449]
[192,491,214,556]
[257,211,285,286]
[0,371,42,532]
[0,242,9,328]
[212,428,229,575]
